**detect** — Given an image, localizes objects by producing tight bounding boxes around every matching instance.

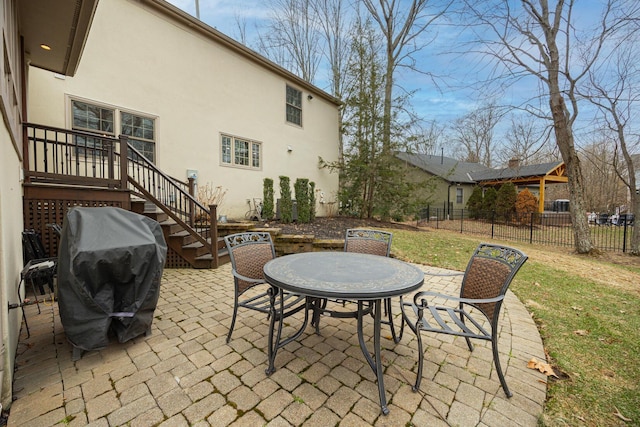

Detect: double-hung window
[286,85,302,126]
[456,187,463,204]
[72,100,114,157]
[71,99,156,162]
[221,134,261,169]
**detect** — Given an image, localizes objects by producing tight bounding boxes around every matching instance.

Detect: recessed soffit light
[40,44,51,51]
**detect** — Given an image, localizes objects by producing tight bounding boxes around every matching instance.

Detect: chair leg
[227,299,239,343]
[413,330,424,392]
[384,298,401,344]
[492,335,512,397]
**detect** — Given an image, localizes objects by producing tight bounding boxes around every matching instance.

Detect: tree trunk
[549,93,593,253]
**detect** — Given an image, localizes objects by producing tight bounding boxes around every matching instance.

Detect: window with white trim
[286,85,302,126]
[70,99,156,162]
[221,134,262,169]
[456,187,463,204]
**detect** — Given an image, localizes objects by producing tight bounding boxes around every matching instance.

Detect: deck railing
[23,123,218,265]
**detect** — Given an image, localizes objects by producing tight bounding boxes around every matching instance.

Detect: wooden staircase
[131,199,232,269]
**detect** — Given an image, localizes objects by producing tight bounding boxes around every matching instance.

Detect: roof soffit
[19,0,99,76]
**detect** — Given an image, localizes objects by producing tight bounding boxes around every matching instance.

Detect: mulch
[256,216,422,239]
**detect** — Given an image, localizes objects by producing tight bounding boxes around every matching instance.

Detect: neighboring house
[27,0,340,220]
[397,153,567,214]
[0,0,98,409]
[396,152,491,214]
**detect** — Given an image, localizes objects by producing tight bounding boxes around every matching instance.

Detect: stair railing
[123,136,218,266]
[23,123,219,267]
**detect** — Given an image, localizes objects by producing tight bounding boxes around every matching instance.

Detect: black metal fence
[418,208,636,253]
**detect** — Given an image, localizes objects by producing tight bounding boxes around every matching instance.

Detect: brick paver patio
[8,264,547,426]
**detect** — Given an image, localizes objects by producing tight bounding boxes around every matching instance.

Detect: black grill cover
[57,207,167,351]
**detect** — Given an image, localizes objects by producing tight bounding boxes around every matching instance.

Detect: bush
[309,181,316,221]
[482,187,497,215]
[262,178,274,220]
[467,186,484,219]
[279,176,293,224]
[496,182,517,221]
[516,188,538,224]
[295,178,310,223]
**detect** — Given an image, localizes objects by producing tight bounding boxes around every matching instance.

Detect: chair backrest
[460,243,528,321]
[344,229,392,257]
[224,232,275,294]
[22,230,48,264]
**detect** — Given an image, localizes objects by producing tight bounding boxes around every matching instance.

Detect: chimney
[508,158,520,168]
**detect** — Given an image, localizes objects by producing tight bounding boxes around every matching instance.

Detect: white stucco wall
[0,123,24,409]
[27,0,340,219]
[0,0,27,409]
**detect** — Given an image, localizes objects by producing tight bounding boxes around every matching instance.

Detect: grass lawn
[389,228,640,427]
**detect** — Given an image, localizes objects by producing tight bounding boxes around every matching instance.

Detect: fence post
[460,209,464,233]
[622,221,628,253]
[119,135,129,190]
[529,212,534,244]
[491,211,495,239]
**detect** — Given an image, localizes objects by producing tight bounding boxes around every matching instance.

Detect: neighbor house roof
[471,161,565,182]
[395,152,491,184]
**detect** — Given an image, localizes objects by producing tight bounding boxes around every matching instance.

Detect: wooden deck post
[119,135,129,190]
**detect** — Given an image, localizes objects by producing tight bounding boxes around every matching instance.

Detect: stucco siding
[0,0,27,409]
[27,0,340,219]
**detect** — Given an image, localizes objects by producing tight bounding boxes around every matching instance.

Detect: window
[456,187,463,204]
[286,85,302,126]
[121,112,156,161]
[70,99,156,162]
[221,134,261,169]
[72,100,114,156]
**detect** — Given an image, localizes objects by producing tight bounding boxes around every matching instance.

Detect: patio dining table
[263,251,424,415]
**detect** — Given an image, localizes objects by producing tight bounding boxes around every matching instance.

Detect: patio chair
[224,232,307,343]
[400,243,528,397]
[311,229,400,342]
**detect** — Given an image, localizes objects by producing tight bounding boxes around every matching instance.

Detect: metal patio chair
[224,232,307,343]
[311,229,400,342]
[401,243,528,397]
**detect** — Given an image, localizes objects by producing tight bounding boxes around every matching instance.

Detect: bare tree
[580,139,629,213]
[260,0,322,83]
[461,0,639,253]
[499,114,554,166]
[450,102,500,167]
[582,40,640,254]
[311,0,353,164]
[361,0,453,155]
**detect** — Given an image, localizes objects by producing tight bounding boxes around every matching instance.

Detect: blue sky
[166,0,627,152]
[166,0,497,123]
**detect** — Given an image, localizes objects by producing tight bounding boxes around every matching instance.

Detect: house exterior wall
[0,0,27,409]
[27,0,340,219]
[399,161,475,215]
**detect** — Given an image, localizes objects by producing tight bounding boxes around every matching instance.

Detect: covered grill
[57,207,167,359]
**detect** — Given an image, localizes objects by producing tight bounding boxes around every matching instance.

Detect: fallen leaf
[527,357,558,378]
[574,330,588,336]
[614,407,632,422]
[571,306,583,311]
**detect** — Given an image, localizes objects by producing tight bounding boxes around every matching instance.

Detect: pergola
[476,162,568,213]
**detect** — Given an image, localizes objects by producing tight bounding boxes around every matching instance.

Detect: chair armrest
[424,270,464,277]
[412,290,504,307]
[232,270,266,285]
